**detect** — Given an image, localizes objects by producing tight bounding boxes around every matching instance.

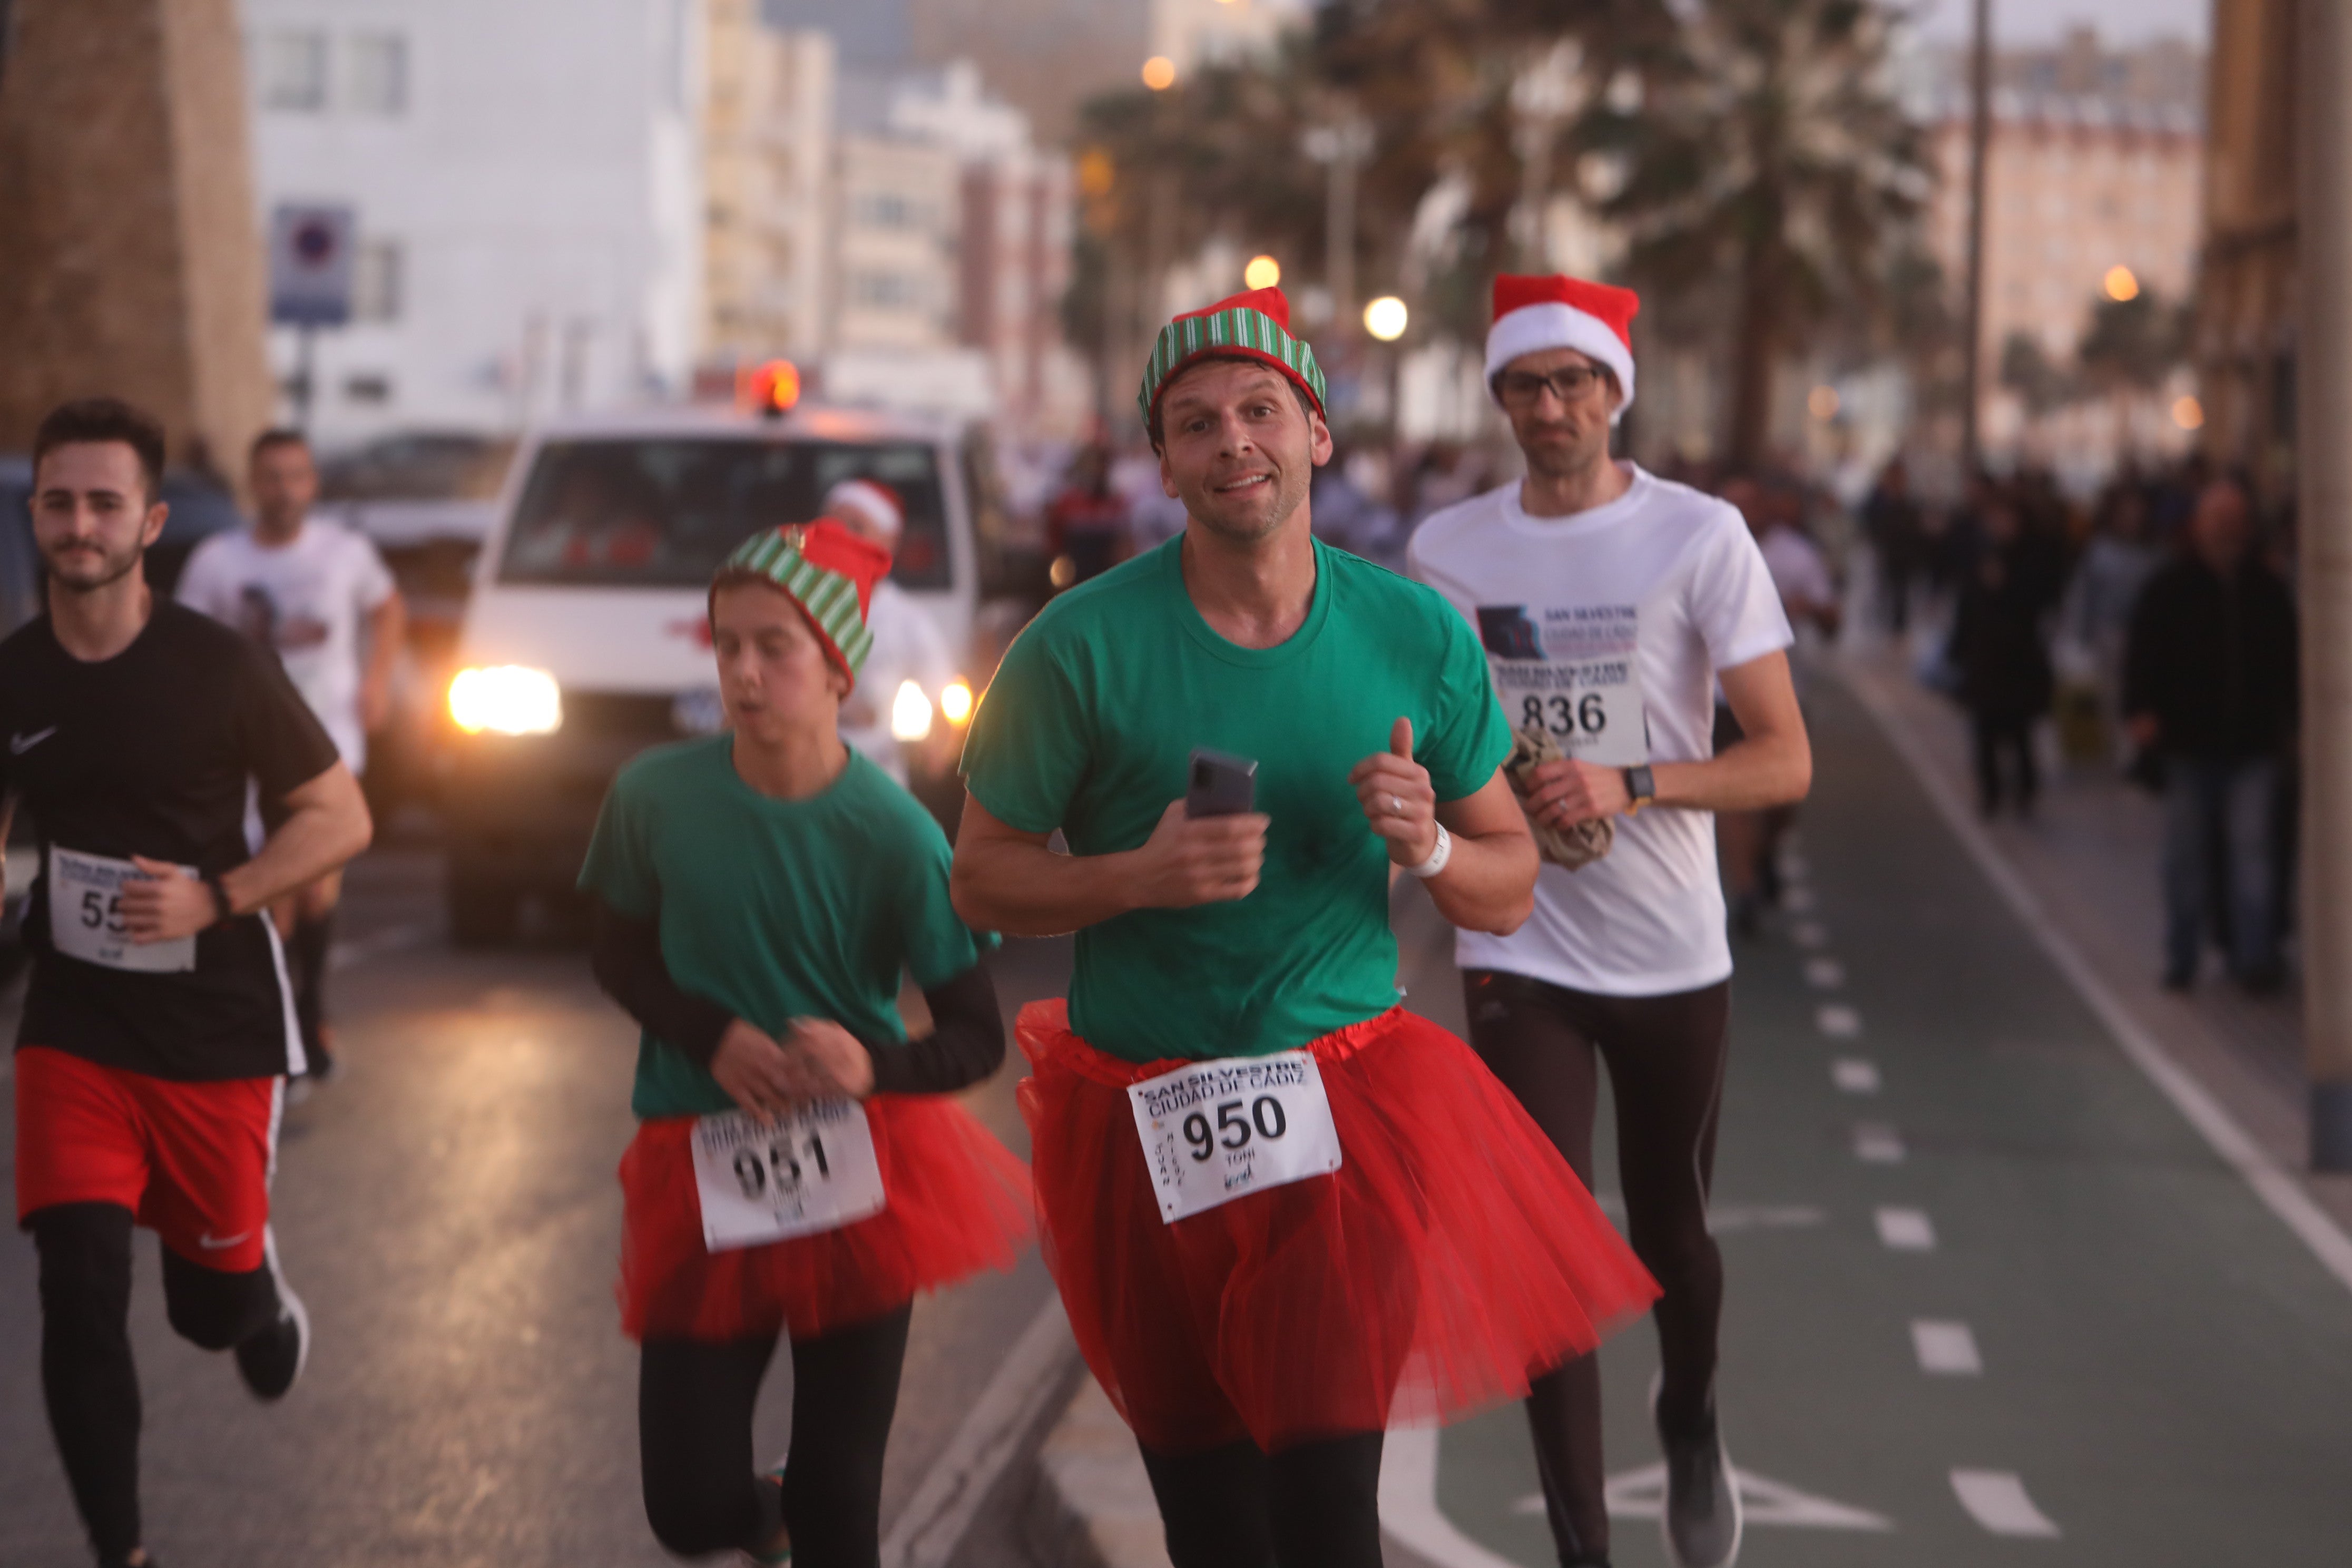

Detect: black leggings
[1971,712,2037,815]
[1461,972,1731,1565]
[30,1201,285,1560]
[638,1303,912,1566]
[1139,1431,1386,1568]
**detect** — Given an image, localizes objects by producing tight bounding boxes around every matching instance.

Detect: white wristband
[1405,822,1453,880]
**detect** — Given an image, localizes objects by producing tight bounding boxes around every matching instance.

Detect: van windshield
[497,438,950,589]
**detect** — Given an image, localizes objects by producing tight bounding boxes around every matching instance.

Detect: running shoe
[1654,1377,1741,1568]
[234,1268,311,1402]
[740,1465,790,1565]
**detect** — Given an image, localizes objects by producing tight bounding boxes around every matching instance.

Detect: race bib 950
[1128,1051,1344,1223]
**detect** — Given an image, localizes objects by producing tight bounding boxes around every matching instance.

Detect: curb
[1026,1377,1172,1568]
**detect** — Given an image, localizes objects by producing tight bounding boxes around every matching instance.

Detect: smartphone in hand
[1184,749,1258,818]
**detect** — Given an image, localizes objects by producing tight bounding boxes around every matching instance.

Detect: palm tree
[1581,0,1927,466]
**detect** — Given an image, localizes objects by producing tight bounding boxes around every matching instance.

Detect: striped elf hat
[716,520,893,685]
[1137,286,1328,428]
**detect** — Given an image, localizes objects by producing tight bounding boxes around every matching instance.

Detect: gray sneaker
[1655,1383,1742,1567]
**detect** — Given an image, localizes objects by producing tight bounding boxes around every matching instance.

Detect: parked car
[437,404,983,946]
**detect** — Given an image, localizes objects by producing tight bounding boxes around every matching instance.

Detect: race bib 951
[690,1102,887,1252]
[1128,1051,1344,1223]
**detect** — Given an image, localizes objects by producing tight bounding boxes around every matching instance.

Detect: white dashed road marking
[1950,1469,2060,1537]
[1911,1320,1983,1375]
[1876,1207,1937,1251]
[1853,1123,1906,1163]
[1804,958,1846,989]
[1832,1058,1881,1094]
[1521,1464,1892,1531]
[1791,920,1830,949]
[1817,1004,1862,1038]
[1782,885,1817,912]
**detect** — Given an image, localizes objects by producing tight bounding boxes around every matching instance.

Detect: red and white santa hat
[1485,273,1641,417]
[822,477,904,543]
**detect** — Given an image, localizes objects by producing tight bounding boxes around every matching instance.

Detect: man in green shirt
[954,288,1654,1568]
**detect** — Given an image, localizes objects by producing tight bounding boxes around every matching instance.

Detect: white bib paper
[1128,1051,1343,1224]
[1481,603,1651,768]
[47,847,197,974]
[690,1102,887,1252]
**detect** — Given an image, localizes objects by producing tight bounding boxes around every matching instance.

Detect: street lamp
[1363,296,1408,342]
[1141,56,1176,91]
[2104,264,2141,302]
[1244,254,1281,290]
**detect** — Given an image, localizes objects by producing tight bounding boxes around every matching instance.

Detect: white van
[438,403,979,945]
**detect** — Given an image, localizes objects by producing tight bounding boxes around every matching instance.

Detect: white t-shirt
[839,579,957,783]
[177,520,397,767]
[1408,465,1792,996]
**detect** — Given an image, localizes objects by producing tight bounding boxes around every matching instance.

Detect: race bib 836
[1475,603,1651,768]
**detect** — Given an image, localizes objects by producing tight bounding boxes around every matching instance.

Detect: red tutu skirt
[619,1094,1034,1342]
[1018,1000,1657,1454]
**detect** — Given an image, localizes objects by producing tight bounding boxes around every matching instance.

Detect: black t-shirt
[0,603,341,1080]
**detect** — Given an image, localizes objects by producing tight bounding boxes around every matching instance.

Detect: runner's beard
[1186,463,1309,546]
[42,535,144,593]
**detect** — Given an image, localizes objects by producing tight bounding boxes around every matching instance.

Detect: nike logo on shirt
[9,726,56,754]
[197,1230,252,1250]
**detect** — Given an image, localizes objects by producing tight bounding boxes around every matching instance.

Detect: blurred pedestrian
[1310,440,1404,569]
[1947,496,2054,819]
[1861,456,1923,634]
[1045,443,1132,585]
[1412,273,1811,1568]
[2123,477,2298,992]
[821,478,957,785]
[177,428,405,1085]
[2057,481,2160,762]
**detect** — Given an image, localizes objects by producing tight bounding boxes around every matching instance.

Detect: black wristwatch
[201,875,235,928]
[1622,765,1657,814]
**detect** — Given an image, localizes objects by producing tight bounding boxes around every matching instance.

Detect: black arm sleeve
[588,900,732,1070]
[864,962,1006,1096]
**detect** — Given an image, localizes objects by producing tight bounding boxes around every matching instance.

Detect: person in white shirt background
[821,478,957,787]
[1718,473,1840,934]
[1410,273,1813,1568]
[177,429,405,1083]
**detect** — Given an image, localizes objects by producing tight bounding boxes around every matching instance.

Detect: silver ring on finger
[1390,795,1405,817]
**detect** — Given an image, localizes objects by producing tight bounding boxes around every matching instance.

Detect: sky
[1912,0,2209,48]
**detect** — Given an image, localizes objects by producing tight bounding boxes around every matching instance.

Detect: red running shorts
[13,1045,280,1274]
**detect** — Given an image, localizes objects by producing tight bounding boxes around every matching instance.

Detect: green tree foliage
[1579,0,1927,465]
[2076,289,2190,393]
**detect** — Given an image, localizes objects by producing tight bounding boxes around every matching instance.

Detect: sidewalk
[1837,645,2352,1237]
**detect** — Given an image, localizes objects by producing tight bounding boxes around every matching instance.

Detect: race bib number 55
[1127,1051,1344,1223]
[690,1102,887,1252]
[48,847,197,974]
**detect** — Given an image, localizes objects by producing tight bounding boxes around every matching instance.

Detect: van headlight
[939,678,974,726]
[449,665,563,736]
[890,679,934,742]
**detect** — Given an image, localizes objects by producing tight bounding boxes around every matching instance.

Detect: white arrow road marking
[1853,1123,1907,1163]
[1912,1319,1983,1375]
[1511,1464,1892,1531]
[1804,958,1846,989]
[1817,1003,1862,1038]
[1832,1058,1881,1094]
[1379,1428,1526,1568]
[1791,920,1830,949]
[1951,1469,2060,1537]
[1876,1207,1937,1251]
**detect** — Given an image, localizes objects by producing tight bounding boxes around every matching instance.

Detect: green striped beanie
[716,520,891,684]
[1138,286,1328,428]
